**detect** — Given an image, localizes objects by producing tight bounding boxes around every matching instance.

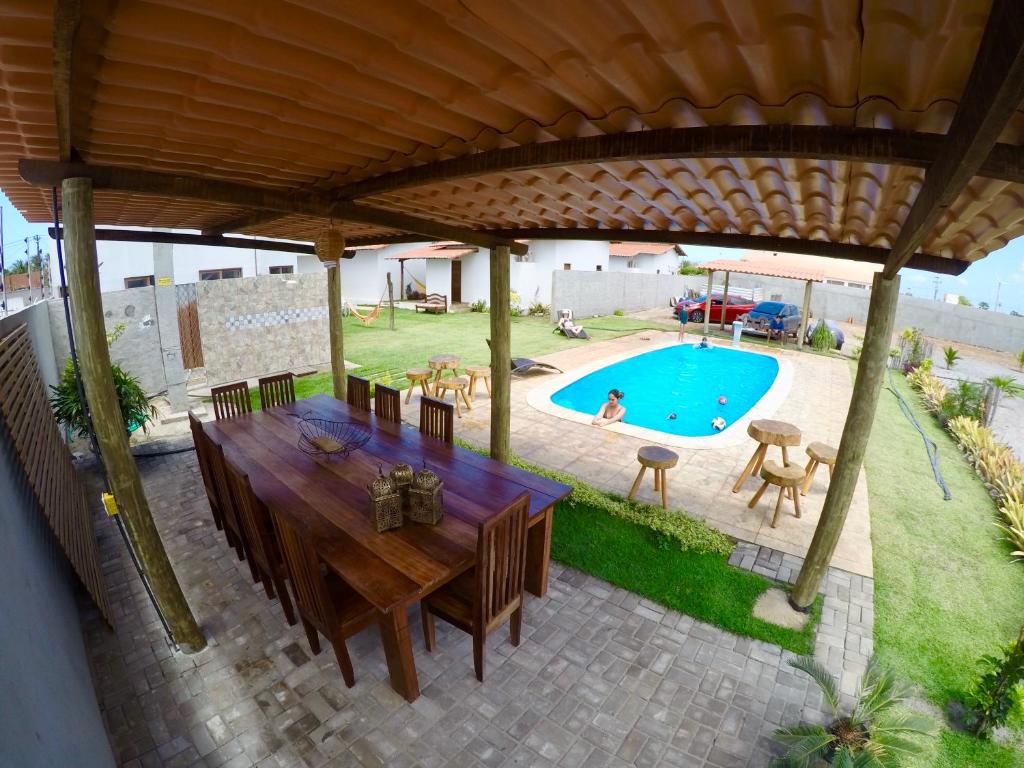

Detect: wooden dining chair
[258,372,295,409]
[188,411,225,535]
[373,383,401,423]
[206,441,259,581]
[224,458,297,625]
[211,381,252,420]
[347,375,371,411]
[268,507,377,687]
[419,396,454,444]
[421,492,530,682]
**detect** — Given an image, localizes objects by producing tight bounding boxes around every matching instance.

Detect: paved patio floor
[82,449,872,768]
[406,331,872,577]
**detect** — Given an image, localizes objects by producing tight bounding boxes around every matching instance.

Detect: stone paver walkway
[408,331,872,576]
[81,445,873,768]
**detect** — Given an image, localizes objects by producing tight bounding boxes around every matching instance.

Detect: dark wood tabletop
[203,395,571,613]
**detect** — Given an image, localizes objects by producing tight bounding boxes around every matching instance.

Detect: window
[268,265,294,275]
[595,265,603,271]
[563,263,572,270]
[626,258,637,269]
[199,268,243,281]
[123,275,155,289]
[826,279,845,287]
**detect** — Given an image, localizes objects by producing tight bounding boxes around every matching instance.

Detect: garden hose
[887,369,952,501]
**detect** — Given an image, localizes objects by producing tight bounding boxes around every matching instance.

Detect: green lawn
[865,373,1024,767]
[253,309,675,406]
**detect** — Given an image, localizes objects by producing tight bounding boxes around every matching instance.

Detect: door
[175,282,205,369]
[451,259,462,304]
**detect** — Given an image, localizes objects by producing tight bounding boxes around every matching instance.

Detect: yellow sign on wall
[157,276,173,286]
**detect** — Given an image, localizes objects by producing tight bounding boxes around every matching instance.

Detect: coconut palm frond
[771,724,835,766]
[789,656,841,715]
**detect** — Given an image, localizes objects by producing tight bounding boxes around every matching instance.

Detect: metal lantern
[408,463,444,525]
[367,466,403,532]
[314,227,345,264]
[389,462,414,507]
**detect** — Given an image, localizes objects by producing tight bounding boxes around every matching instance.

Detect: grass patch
[251,309,674,407]
[865,372,1024,767]
[456,440,822,654]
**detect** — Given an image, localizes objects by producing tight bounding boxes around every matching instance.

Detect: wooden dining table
[202,394,571,701]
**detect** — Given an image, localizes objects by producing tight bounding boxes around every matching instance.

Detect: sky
[2,189,1022,315]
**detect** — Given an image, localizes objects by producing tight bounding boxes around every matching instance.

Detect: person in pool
[592,389,626,426]
[697,336,710,349]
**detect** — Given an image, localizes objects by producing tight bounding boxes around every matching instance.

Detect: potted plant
[49,323,157,439]
[772,656,933,766]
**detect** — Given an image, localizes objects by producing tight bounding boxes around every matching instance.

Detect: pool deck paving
[407,331,872,578]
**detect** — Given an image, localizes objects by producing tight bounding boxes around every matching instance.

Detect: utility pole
[0,207,6,316]
[24,237,33,303]
[932,276,941,301]
[995,280,1003,313]
[34,234,46,299]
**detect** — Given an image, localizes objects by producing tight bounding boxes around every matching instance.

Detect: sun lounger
[486,339,563,375]
[553,309,590,339]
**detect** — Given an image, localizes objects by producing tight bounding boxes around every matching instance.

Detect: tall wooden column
[703,270,714,336]
[326,260,346,401]
[489,244,511,462]
[718,272,730,331]
[791,271,900,609]
[62,177,205,650]
[797,280,813,350]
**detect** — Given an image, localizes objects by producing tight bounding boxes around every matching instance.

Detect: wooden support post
[326,260,346,401]
[719,272,730,331]
[791,272,900,609]
[62,177,205,650]
[703,270,713,336]
[797,280,813,350]
[489,244,511,462]
[386,271,395,331]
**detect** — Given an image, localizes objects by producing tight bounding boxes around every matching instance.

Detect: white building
[50,235,681,307]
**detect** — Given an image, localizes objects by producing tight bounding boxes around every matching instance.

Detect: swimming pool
[549,344,780,438]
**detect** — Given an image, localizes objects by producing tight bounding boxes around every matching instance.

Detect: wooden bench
[415,293,448,314]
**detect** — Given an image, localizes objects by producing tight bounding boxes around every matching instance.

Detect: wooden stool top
[760,460,804,486]
[466,364,491,375]
[637,445,679,469]
[406,368,432,379]
[747,419,801,447]
[428,355,460,370]
[806,441,838,464]
[440,377,468,389]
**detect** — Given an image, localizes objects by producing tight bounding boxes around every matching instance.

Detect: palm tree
[772,656,933,767]
[943,346,959,369]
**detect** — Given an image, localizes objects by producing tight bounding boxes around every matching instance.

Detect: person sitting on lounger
[557,309,590,339]
[592,389,626,426]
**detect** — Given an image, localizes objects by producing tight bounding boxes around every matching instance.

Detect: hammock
[347,288,388,326]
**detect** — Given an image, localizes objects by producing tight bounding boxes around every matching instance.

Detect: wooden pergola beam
[52,0,80,162]
[883,0,1024,278]
[19,160,528,256]
[201,209,286,237]
[47,227,342,256]
[334,125,1024,200]
[487,228,968,276]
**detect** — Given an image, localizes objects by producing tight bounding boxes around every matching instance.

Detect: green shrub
[808,321,835,352]
[613,309,625,317]
[939,380,984,423]
[966,627,1024,737]
[1017,349,1024,372]
[470,299,488,312]
[527,302,550,317]
[944,345,960,369]
[50,357,156,437]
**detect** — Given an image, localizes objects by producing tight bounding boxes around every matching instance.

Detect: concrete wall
[197,271,331,385]
[0,308,116,768]
[460,249,490,305]
[49,287,168,396]
[425,258,452,298]
[551,270,704,319]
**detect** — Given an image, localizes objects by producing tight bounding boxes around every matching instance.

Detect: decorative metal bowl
[296,413,371,459]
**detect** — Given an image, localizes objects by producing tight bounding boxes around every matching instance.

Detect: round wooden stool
[731,419,802,493]
[801,441,838,496]
[428,354,461,395]
[404,368,433,404]
[627,446,679,509]
[436,376,472,417]
[466,364,491,399]
[748,460,805,527]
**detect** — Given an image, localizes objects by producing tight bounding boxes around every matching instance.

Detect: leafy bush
[773,656,933,766]
[50,357,156,437]
[677,260,704,276]
[966,627,1024,737]
[806,321,835,352]
[943,345,960,369]
[939,380,985,423]
[613,308,625,317]
[1017,349,1024,372]
[527,302,549,317]
[907,366,947,413]
[470,299,488,313]
[509,305,524,317]
[850,345,862,360]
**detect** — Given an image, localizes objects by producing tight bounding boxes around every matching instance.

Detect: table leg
[628,465,647,500]
[431,370,442,396]
[405,384,415,404]
[525,507,553,597]
[378,607,419,702]
[659,469,668,509]
[792,486,802,519]
[781,446,790,467]
[732,443,766,493]
[468,374,477,398]
[771,486,786,527]
[801,458,818,496]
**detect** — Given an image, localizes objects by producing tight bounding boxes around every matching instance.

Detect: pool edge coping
[525,336,794,450]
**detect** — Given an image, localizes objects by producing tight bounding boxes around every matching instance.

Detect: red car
[673,295,756,324]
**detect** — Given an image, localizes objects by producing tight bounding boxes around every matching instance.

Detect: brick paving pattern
[80,446,873,767]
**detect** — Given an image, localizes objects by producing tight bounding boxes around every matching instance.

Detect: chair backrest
[224,457,275,572]
[268,507,335,634]
[419,397,453,444]
[258,372,295,409]
[188,411,220,514]
[373,383,401,423]
[206,441,244,539]
[475,492,529,629]
[211,381,252,420]
[347,375,371,411]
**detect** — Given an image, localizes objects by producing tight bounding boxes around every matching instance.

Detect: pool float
[711,416,727,431]
[718,396,727,405]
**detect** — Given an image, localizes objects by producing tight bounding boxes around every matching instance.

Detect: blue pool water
[551,345,779,437]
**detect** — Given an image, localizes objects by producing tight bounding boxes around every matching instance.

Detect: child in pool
[592,389,626,426]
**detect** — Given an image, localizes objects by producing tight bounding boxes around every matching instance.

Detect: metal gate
[175,283,205,369]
